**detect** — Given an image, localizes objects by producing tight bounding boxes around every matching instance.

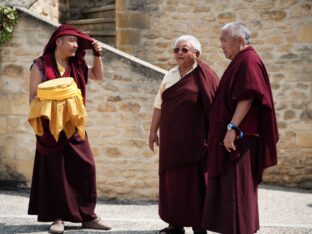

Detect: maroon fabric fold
[43,24,94,56]
[202,136,260,233]
[33,24,94,103]
[206,46,278,182]
[34,54,88,103]
[159,163,206,227]
[28,119,97,222]
[159,61,219,174]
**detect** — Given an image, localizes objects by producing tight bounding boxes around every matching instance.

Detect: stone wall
[0,0,36,8]
[1,0,312,201]
[0,14,55,183]
[1,0,71,23]
[68,0,115,19]
[86,50,163,199]
[0,11,164,200]
[116,0,312,189]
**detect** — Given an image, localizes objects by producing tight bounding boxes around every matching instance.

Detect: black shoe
[192,227,207,234]
[159,225,185,234]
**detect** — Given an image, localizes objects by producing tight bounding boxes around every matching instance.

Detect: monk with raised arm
[28,24,111,234]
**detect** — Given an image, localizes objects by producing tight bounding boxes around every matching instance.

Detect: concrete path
[0,185,311,233]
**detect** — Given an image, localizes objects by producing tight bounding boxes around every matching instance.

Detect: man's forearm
[150,108,161,133]
[230,99,254,126]
[91,56,104,80]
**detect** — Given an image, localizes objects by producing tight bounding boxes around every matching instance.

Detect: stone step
[66,18,115,32]
[84,30,116,36]
[84,31,116,46]
[81,4,115,19]
[94,36,115,46]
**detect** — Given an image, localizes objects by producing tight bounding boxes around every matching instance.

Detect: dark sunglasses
[173,47,190,54]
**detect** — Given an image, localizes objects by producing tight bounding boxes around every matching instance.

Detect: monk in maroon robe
[149,35,219,234]
[28,24,111,233]
[202,22,278,234]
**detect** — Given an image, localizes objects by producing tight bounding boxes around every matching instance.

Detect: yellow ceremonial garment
[28,77,87,141]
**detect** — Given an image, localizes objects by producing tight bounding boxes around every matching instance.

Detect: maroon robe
[28,25,98,222]
[202,47,278,233]
[159,61,219,227]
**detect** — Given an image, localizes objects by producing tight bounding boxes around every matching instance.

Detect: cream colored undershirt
[153,62,198,109]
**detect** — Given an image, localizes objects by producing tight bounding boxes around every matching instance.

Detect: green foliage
[0,5,18,50]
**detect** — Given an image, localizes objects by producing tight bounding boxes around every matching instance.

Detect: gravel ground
[0,185,311,233]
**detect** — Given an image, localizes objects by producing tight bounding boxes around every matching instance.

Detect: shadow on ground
[0,223,158,234]
[0,223,48,233]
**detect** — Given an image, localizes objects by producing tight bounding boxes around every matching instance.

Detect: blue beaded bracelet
[227,122,244,139]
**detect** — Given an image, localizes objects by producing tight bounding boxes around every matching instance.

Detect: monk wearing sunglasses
[149,35,219,234]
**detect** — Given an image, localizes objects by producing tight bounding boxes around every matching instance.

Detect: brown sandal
[82,217,111,230]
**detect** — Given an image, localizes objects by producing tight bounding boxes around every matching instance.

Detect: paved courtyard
[0,185,311,233]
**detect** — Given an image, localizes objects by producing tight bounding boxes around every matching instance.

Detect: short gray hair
[174,35,202,54]
[222,22,251,44]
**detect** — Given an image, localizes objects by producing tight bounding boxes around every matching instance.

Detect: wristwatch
[227,122,238,131]
[227,122,244,139]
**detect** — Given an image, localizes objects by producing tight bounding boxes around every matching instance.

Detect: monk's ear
[55,37,63,46]
[55,38,61,46]
[196,51,200,58]
[238,36,245,45]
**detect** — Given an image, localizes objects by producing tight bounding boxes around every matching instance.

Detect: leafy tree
[0,5,18,50]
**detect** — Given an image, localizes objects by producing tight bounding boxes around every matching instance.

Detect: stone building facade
[0,6,165,200]
[115,0,312,189]
[0,0,311,201]
[1,0,68,23]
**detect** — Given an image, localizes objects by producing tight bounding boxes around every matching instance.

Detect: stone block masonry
[0,11,164,200]
[1,0,312,200]
[115,0,312,190]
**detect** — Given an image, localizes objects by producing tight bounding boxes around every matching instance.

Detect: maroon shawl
[159,61,219,174]
[207,46,278,182]
[33,24,95,103]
